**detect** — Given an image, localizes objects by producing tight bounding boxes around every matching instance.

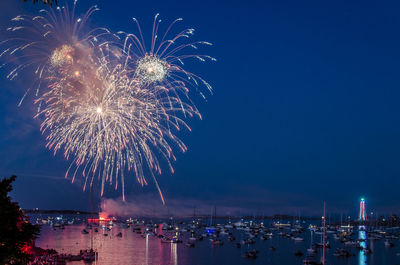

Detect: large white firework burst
[121,14,216,118]
[1,5,213,203]
[36,49,193,202]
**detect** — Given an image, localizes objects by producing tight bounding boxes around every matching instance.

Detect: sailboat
[81,183,98,262]
[307,229,317,254]
[304,201,326,265]
[314,204,330,249]
[205,206,217,231]
[321,201,326,265]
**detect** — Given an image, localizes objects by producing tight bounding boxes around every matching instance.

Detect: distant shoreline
[24,209,400,227]
[23,209,320,220]
[24,209,93,215]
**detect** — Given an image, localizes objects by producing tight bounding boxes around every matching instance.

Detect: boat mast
[90,182,94,250]
[322,201,326,265]
[209,208,213,227]
[213,206,217,227]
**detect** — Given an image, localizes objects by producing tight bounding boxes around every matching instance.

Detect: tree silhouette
[0,175,40,265]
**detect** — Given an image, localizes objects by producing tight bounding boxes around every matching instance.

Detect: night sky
[1,0,400,217]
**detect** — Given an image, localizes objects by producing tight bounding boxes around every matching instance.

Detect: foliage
[0,175,40,265]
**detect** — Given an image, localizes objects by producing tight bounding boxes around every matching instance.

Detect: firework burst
[121,14,215,117]
[0,1,113,106]
[1,5,213,203]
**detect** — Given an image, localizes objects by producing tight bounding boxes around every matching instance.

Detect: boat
[171,238,182,243]
[240,238,255,245]
[303,252,322,265]
[185,241,195,247]
[55,259,66,265]
[81,249,97,262]
[206,206,217,232]
[303,259,322,265]
[333,248,353,257]
[81,229,89,234]
[385,239,394,247]
[161,237,172,243]
[242,249,258,259]
[314,242,330,248]
[69,255,82,261]
[307,229,317,253]
[294,250,304,256]
[307,247,317,254]
[220,229,229,235]
[211,238,224,245]
[344,240,357,246]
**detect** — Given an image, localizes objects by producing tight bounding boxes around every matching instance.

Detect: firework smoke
[1,4,213,203]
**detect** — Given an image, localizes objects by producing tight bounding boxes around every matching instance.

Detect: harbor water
[34,219,400,265]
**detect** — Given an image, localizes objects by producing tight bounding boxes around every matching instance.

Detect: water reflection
[35,221,396,265]
[358,225,367,265]
[145,234,149,265]
[171,243,178,265]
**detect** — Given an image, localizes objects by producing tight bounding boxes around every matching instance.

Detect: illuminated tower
[358,198,367,221]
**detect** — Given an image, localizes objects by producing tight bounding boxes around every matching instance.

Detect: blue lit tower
[358,198,367,221]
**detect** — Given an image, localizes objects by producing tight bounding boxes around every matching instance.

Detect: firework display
[123,14,215,110]
[0,2,213,202]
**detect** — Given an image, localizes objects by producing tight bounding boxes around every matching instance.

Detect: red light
[87,218,112,223]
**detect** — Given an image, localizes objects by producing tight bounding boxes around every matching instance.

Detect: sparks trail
[1,4,214,203]
[120,14,215,116]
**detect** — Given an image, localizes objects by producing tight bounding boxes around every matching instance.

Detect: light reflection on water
[358,226,367,265]
[35,223,399,265]
[36,224,185,265]
[171,242,178,265]
[145,234,149,265]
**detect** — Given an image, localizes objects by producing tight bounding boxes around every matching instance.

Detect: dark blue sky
[1,0,400,216]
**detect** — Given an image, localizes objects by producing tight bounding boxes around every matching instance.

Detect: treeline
[24,209,93,215]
